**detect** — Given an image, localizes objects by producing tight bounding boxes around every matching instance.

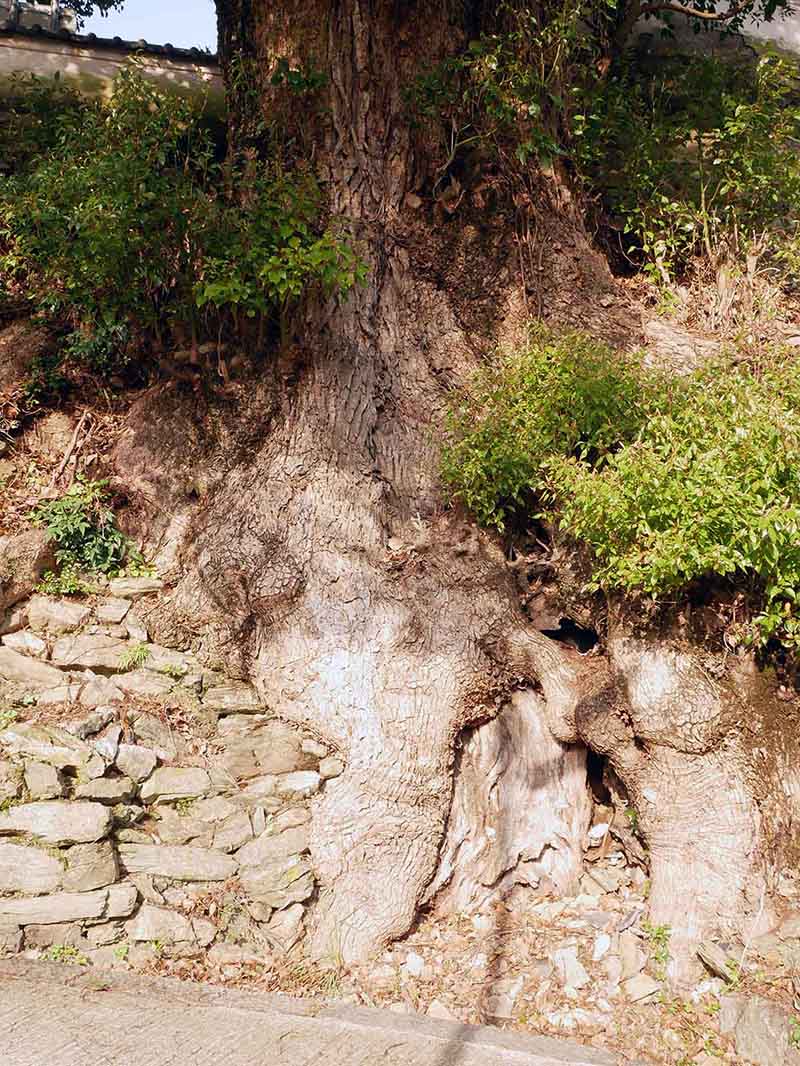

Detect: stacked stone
[0,586,344,966]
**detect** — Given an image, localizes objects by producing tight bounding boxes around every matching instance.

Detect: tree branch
[640,0,751,21]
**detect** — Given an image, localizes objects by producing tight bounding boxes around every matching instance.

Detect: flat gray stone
[735,998,790,1066]
[108,577,163,598]
[154,809,213,848]
[114,670,174,697]
[0,758,21,804]
[264,902,305,952]
[621,973,661,1002]
[0,800,112,845]
[143,645,193,677]
[236,825,310,868]
[219,718,314,779]
[319,756,344,779]
[0,888,108,924]
[1,631,47,659]
[26,595,90,636]
[105,882,139,918]
[0,722,96,772]
[0,919,21,953]
[78,675,124,707]
[0,532,54,612]
[63,708,116,740]
[191,797,238,823]
[24,760,64,800]
[129,713,177,761]
[91,723,122,762]
[125,612,149,642]
[203,683,262,713]
[118,843,237,882]
[0,604,27,637]
[140,767,212,803]
[62,841,119,892]
[240,855,314,909]
[127,902,195,945]
[0,841,62,894]
[213,811,253,853]
[36,683,82,705]
[276,771,321,798]
[74,776,135,805]
[0,648,63,687]
[0,960,620,1066]
[51,634,128,672]
[553,946,590,991]
[115,744,157,783]
[95,599,131,624]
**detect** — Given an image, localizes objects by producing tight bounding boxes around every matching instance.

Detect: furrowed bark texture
[119,0,599,964]
[113,0,800,975]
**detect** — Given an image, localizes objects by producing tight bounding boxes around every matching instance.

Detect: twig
[48,411,89,490]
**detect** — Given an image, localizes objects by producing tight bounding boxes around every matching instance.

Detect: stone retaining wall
[0,581,342,966]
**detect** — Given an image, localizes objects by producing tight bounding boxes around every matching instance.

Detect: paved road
[0,960,625,1066]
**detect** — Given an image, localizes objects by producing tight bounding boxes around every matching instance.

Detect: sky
[82,1,218,51]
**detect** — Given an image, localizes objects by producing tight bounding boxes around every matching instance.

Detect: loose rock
[0,648,63,687]
[118,843,237,882]
[0,800,112,845]
[62,841,119,892]
[127,902,194,945]
[1,631,47,659]
[236,825,310,868]
[75,776,135,805]
[115,744,157,783]
[26,595,90,635]
[24,760,63,800]
[51,633,128,672]
[108,576,163,598]
[0,841,62,894]
[139,767,211,803]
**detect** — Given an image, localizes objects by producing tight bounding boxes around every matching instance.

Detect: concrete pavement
[0,959,628,1066]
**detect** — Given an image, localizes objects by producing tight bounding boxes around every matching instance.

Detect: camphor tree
[84,0,800,981]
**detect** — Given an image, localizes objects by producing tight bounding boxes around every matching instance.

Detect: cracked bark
[112,0,800,972]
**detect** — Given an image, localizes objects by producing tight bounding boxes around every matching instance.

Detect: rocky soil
[0,579,798,1066]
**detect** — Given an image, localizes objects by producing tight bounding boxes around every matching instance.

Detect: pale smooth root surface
[0,959,626,1066]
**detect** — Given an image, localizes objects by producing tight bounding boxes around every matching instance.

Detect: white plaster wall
[0,34,222,99]
[744,8,800,52]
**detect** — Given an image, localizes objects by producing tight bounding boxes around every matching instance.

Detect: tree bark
[122,0,586,965]
[112,0,800,979]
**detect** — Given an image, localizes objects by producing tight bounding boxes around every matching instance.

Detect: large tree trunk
[112,0,800,980]
[119,0,596,965]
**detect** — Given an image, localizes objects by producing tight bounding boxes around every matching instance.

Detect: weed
[31,477,141,586]
[113,942,129,961]
[0,708,18,731]
[36,565,95,598]
[174,798,195,816]
[118,642,150,671]
[44,943,88,966]
[790,1018,800,1049]
[642,921,671,979]
[162,663,188,680]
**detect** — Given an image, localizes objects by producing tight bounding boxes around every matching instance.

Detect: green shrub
[440,329,651,528]
[573,52,800,281]
[0,71,362,361]
[31,477,140,586]
[443,331,800,648]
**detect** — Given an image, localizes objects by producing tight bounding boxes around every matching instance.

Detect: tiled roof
[0,17,218,65]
